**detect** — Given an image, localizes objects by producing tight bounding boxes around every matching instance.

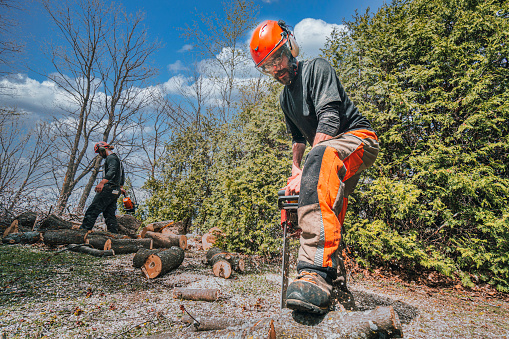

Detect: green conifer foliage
[322,0,509,290]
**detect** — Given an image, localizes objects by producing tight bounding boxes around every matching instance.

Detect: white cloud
[294,18,345,59]
[167,60,189,73]
[178,44,193,53]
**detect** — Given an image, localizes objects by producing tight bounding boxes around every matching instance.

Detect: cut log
[86,235,111,250]
[182,315,245,332]
[144,231,187,250]
[132,248,164,268]
[173,288,220,302]
[201,232,216,251]
[206,247,245,278]
[42,229,89,246]
[106,238,152,254]
[2,220,19,238]
[142,247,184,279]
[181,306,403,338]
[68,244,115,257]
[37,214,73,232]
[116,215,142,238]
[87,231,125,239]
[140,220,187,237]
[2,231,41,245]
[15,212,38,232]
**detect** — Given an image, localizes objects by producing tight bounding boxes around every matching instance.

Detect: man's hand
[285,169,302,195]
[95,182,104,193]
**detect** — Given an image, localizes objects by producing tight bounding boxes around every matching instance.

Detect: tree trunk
[133,248,164,268]
[141,247,184,279]
[76,158,102,213]
[68,244,115,257]
[144,231,187,249]
[181,306,403,338]
[2,231,41,245]
[42,229,89,246]
[15,212,38,232]
[173,288,220,302]
[106,238,152,254]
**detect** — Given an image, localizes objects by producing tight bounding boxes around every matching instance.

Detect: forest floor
[0,244,508,339]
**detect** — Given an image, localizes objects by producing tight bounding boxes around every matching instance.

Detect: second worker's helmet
[249,20,299,75]
[94,141,110,153]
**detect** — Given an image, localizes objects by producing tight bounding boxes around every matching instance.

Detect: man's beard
[273,66,296,85]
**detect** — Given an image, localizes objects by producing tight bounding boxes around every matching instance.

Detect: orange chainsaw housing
[123,196,134,210]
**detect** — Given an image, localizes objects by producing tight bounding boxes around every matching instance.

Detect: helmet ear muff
[277,20,299,58]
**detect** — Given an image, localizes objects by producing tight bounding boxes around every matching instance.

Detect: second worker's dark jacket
[103,153,125,189]
[280,58,373,146]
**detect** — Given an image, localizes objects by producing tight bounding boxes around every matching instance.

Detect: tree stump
[37,214,73,232]
[105,238,153,254]
[142,247,184,279]
[144,231,187,249]
[42,229,89,246]
[132,248,164,268]
[206,247,245,279]
[2,231,41,245]
[68,244,115,257]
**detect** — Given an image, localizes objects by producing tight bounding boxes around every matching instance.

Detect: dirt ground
[1,245,508,339]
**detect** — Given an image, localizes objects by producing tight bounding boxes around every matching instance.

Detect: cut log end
[143,254,163,279]
[212,260,231,279]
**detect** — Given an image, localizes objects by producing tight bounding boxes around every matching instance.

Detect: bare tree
[0,0,24,76]
[75,8,160,213]
[179,0,259,122]
[0,109,53,216]
[41,0,160,215]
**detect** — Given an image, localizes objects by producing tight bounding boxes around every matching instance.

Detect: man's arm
[313,132,333,147]
[286,142,306,195]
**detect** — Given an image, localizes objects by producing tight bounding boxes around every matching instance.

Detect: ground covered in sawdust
[1,245,508,338]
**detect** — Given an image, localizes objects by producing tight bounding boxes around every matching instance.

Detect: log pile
[206,247,245,279]
[137,222,187,250]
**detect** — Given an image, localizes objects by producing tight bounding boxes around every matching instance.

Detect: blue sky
[6,0,386,81]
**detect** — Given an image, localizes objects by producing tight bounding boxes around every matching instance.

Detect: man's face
[259,50,296,86]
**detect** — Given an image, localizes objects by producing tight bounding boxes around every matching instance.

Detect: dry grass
[0,245,508,339]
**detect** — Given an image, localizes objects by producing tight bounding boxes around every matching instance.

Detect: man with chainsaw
[250,20,379,314]
[80,142,125,234]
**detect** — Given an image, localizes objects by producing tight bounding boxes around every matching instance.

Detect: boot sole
[286,298,328,314]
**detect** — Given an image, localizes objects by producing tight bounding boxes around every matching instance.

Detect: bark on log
[42,229,89,246]
[68,244,115,257]
[2,231,41,245]
[132,248,164,268]
[106,238,153,254]
[142,247,184,279]
[206,247,245,278]
[116,215,142,238]
[173,288,220,302]
[144,231,187,249]
[37,214,73,232]
[2,220,18,238]
[86,235,111,250]
[181,306,403,338]
[87,231,126,239]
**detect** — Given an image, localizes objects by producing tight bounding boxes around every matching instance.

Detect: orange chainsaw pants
[297,129,379,276]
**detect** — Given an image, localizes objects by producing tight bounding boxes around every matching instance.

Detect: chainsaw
[278,189,300,309]
[122,189,137,214]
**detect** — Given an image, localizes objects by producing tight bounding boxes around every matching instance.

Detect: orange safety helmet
[250,20,299,72]
[94,141,110,153]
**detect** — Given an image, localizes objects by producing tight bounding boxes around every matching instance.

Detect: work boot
[286,271,332,314]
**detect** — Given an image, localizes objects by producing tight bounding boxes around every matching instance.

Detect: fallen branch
[68,244,115,257]
[2,231,41,245]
